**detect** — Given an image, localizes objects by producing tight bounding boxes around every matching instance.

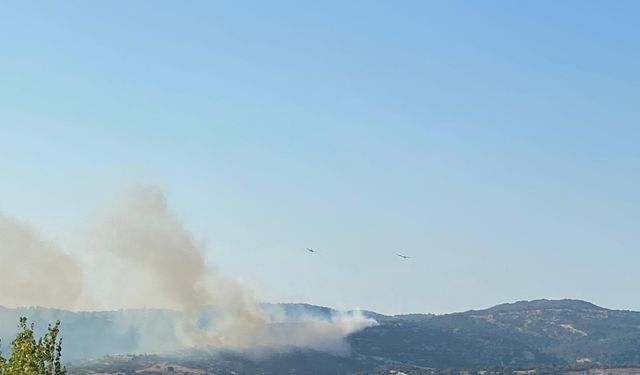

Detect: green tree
[0,317,66,375]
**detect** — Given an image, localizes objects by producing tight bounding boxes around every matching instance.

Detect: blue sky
[1,1,638,314]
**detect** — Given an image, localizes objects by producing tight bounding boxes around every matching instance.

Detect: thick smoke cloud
[0,214,82,309]
[81,187,269,348]
[0,187,376,355]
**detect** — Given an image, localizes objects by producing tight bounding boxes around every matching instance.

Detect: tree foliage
[0,317,66,375]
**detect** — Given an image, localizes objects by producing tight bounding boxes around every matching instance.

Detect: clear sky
[1,1,638,314]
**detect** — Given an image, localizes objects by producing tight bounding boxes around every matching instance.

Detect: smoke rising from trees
[0,187,375,355]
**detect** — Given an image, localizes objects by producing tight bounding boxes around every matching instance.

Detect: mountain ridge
[3,299,640,374]
[465,299,605,314]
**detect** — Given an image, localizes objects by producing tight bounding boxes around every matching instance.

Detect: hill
[4,300,640,374]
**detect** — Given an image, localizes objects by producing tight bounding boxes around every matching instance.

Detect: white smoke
[260,310,376,355]
[0,187,376,355]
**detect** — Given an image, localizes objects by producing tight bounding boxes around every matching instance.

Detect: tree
[0,317,66,375]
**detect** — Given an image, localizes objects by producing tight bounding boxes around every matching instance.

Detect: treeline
[0,317,65,375]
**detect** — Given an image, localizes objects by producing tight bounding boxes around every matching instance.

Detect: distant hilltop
[467,298,603,313]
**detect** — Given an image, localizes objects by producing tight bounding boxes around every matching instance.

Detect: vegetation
[0,317,65,375]
[15,299,640,374]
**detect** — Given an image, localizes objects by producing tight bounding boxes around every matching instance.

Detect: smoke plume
[0,187,376,355]
[0,214,82,309]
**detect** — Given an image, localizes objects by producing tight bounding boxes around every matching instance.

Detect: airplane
[306,248,317,253]
[396,253,410,259]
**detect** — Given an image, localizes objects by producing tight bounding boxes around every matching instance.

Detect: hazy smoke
[0,214,82,309]
[0,187,376,355]
[81,187,269,348]
[260,310,376,355]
